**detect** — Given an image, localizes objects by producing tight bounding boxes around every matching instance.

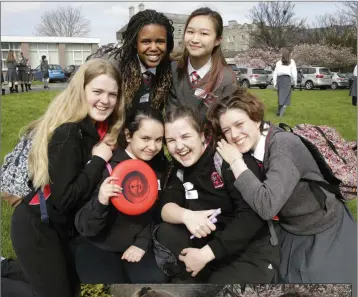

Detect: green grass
[1,89,356,259]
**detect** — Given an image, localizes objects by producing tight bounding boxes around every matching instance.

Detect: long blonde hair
[6,50,16,63]
[26,58,125,189]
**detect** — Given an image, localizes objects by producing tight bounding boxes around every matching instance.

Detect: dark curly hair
[110,9,175,110]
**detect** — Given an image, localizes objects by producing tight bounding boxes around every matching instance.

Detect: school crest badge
[211,172,224,189]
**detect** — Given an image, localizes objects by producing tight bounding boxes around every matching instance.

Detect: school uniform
[155,146,279,283]
[11,117,107,297]
[74,148,169,284]
[233,124,357,286]
[166,58,238,121]
[273,59,297,116]
[17,57,30,92]
[349,65,357,106]
[6,61,18,91]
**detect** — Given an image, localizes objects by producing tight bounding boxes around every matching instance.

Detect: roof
[222,51,240,58]
[1,36,100,44]
[117,12,190,34]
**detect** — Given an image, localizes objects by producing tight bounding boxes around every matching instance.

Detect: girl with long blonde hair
[11,58,125,297]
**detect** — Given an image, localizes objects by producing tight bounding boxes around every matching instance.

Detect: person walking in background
[1,65,5,96]
[6,50,19,93]
[349,64,357,106]
[40,55,50,89]
[298,69,304,91]
[272,48,297,117]
[17,52,30,92]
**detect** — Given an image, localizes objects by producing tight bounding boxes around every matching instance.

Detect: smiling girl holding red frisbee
[74,107,169,284]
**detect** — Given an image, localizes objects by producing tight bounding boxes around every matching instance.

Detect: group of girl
[6,6,356,297]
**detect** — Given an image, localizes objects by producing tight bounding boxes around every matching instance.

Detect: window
[1,42,21,70]
[252,69,266,74]
[28,43,59,68]
[65,44,91,65]
[308,68,316,74]
[319,68,331,75]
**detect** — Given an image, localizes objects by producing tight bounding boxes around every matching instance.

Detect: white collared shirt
[354,65,357,77]
[137,56,156,75]
[251,123,270,162]
[273,59,297,87]
[187,57,212,80]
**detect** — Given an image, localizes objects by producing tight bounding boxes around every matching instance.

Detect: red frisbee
[109,159,158,215]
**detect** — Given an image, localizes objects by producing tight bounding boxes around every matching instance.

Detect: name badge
[185,190,198,200]
[194,88,207,99]
[139,93,150,103]
[157,179,161,190]
[183,182,194,191]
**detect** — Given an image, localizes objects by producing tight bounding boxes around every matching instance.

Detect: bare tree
[35,6,91,37]
[338,1,358,25]
[248,1,306,49]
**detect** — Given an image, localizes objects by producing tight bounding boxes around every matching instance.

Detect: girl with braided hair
[108,9,175,116]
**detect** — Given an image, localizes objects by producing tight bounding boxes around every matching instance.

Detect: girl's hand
[182,209,216,238]
[92,141,113,162]
[122,245,145,262]
[98,176,122,205]
[216,139,243,165]
[179,245,215,277]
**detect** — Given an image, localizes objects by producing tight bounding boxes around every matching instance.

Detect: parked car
[331,72,349,89]
[32,64,65,82]
[236,67,269,89]
[227,63,241,82]
[64,65,80,82]
[297,66,332,90]
[265,69,273,85]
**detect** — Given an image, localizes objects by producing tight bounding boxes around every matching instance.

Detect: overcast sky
[1,1,343,45]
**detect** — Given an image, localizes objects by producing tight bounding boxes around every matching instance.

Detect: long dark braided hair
[110,9,175,110]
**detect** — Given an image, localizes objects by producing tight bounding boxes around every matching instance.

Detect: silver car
[297,66,333,90]
[331,72,349,89]
[237,67,269,89]
[265,69,273,85]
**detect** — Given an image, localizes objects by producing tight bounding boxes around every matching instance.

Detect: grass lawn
[1,88,357,259]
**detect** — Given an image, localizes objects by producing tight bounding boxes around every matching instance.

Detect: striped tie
[143,70,153,88]
[191,71,200,85]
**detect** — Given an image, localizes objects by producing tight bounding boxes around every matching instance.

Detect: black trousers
[352,96,357,106]
[156,222,279,284]
[73,238,170,284]
[11,203,79,297]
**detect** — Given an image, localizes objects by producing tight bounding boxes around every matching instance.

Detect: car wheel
[259,86,267,89]
[242,80,250,88]
[331,82,338,90]
[270,78,273,85]
[305,81,313,90]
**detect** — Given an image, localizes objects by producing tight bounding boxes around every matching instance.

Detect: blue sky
[1,1,343,45]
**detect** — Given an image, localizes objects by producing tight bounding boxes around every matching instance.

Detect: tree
[303,11,357,53]
[35,6,91,37]
[248,1,306,49]
[338,1,358,25]
[234,44,356,71]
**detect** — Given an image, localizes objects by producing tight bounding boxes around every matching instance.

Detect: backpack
[1,134,33,199]
[279,123,357,201]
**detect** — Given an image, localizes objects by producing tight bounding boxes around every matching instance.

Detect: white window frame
[65,44,91,66]
[28,43,59,68]
[1,42,21,70]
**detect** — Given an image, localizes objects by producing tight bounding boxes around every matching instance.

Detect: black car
[64,65,80,82]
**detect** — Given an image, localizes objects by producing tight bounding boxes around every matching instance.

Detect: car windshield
[319,68,331,75]
[252,69,266,74]
[337,73,347,78]
[229,65,239,71]
[265,70,272,74]
[49,65,61,70]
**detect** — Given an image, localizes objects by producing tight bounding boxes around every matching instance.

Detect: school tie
[143,70,153,88]
[191,71,200,85]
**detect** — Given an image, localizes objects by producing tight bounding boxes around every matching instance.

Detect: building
[116,4,254,52]
[1,36,100,72]
[222,20,254,52]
